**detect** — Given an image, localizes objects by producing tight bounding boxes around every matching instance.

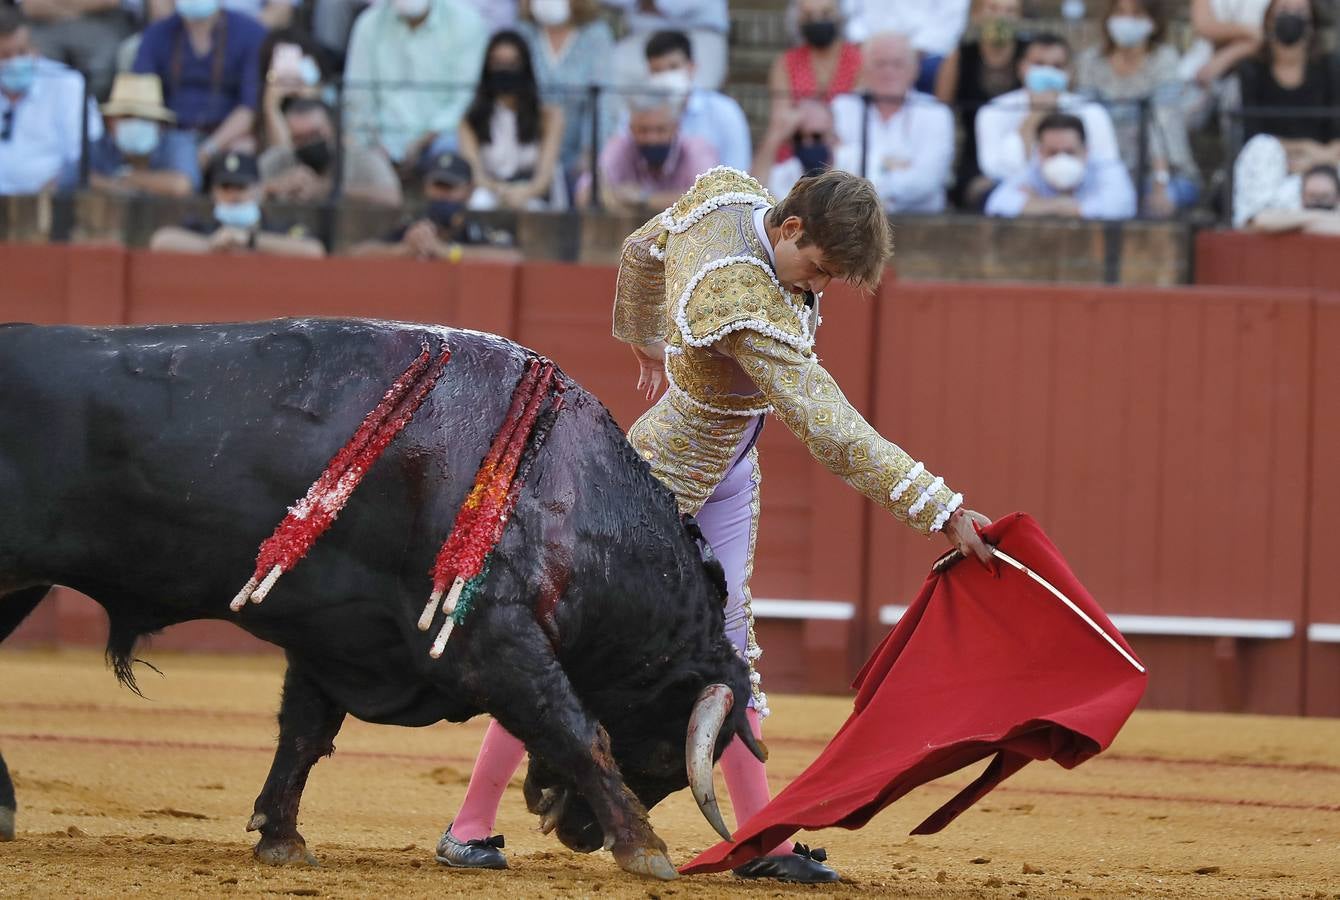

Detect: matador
[436,166,993,882]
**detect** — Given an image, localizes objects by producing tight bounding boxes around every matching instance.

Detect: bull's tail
[0,585,51,647]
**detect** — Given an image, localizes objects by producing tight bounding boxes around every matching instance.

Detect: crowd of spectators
[2,0,1340,256]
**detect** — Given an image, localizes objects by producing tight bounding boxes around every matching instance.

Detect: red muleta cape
[682,513,1148,874]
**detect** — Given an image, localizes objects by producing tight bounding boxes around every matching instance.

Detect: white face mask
[114,118,161,157]
[530,0,570,27]
[648,67,692,108]
[1106,15,1154,48]
[1040,152,1086,192]
[393,0,430,20]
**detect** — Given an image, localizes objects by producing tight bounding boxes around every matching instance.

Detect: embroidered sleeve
[612,213,671,346]
[719,329,963,535]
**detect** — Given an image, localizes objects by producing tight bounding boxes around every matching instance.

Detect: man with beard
[260,97,401,207]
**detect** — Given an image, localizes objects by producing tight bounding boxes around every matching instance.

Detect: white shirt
[753,205,776,269]
[342,0,489,161]
[1178,0,1272,81]
[974,88,1121,184]
[985,157,1137,220]
[832,90,954,213]
[0,58,103,196]
[1232,133,1301,228]
[842,0,970,57]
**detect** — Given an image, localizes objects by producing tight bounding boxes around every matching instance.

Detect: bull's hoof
[555,817,603,854]
[0,806,14,841]
[612,844,679,881]
[253,835,318,866]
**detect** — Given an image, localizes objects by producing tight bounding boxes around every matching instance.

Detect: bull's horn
[686,683,734,843]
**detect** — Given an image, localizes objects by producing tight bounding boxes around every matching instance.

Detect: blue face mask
[214,199,261,230]
[176,0,220,21]
[0,54,36,96]
[114,118,161,157]
[1025,64,1069,95]
[638,142,672,168]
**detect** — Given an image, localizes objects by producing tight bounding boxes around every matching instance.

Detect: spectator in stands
[935,0,1025,210]
[342,0,488,174]
[132,0,267,189]
[1234,0,1340,170]
[149,151,326,255]
[89,73,193,197]
[462,0,517,31]
[985,111,1136,220]
[516,0,616,185]
[643,29,750,172]
[257,30,333,149]
[0,6,103,195]
[457,30,565,210]
[260,97,402,206]
[843,0,971,94]
[975,33,1120,188]
[576,90,716,212]
[602,0,729,90]
[1233,131,1340,230]
[753,97,837,197]
[767,0,861,135]
[1180,0,1268,128]
[348,150,521,260]
[832,31,954,214]
[1076,0,1200,218]
[1241,161,1340,232]
[20,0,135,100]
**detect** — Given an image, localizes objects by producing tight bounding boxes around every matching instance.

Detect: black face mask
[639,142,672,167]
[294,139,333,174]
[792,138,831,175]
[801,20,838,49]
[426,199,465,230]
[1273,12,1309,46]
[487,68,528,94]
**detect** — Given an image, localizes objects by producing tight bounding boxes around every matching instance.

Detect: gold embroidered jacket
[613,166,963,534]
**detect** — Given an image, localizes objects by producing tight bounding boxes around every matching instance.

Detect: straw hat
[101,73,175,123]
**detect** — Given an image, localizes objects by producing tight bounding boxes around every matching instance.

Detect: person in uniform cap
[347,150,519,261]
[90,73,194,197]
[150,151,325,257]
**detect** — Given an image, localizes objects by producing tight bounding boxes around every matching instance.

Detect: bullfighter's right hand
[632,341,666,402]
[942,508,995,569]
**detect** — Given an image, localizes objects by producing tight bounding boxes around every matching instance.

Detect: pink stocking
[719,707,794,857]
[452,719,526,841]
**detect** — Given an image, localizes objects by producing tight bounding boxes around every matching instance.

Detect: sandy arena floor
[0,649,1336,899]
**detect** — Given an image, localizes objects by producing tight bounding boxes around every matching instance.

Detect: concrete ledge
[1308,623,1340,643]
[6,193,1194,285]
[751,599,855,621]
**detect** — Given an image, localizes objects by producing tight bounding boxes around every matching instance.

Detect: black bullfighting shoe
[733,843,840,883]
[435,823,508,869]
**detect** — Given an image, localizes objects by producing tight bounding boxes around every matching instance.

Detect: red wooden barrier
[866,282,1314,714]
[3,243,1337,713]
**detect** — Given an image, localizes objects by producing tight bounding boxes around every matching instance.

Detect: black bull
[0,318,764,880]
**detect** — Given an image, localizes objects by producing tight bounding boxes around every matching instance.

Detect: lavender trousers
[694,416,764,662]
